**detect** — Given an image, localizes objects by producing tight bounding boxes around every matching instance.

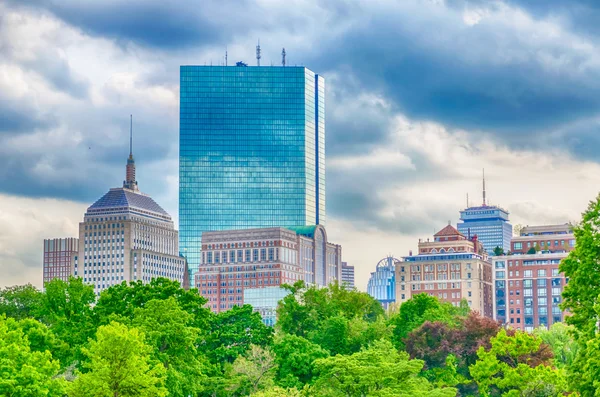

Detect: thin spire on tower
[124,114,139,192]
[482,168,486,206]
[129,114,133,158]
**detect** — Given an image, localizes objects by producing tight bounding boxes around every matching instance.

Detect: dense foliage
[11,190,600,396]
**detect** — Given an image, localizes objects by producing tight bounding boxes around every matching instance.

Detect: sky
[2,0,600,291]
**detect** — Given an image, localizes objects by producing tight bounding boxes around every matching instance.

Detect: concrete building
[457,172,512,255]
[397,224,494,317]
[492,224,574,331]
[180,64,326,282]
[43,238,78,285]
[341,262,355,289]
[195,225,342,314]
[77,121,187,296]
[367,256,399,309]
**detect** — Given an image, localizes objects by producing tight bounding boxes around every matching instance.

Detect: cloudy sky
[2,0,600,290]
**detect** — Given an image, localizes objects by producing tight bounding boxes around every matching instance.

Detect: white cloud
[0,194,86,289]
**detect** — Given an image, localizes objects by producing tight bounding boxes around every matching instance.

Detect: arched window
[440,249,446,253]
[430,248,438,253]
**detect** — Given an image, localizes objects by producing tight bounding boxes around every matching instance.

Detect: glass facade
[179,65,325,279]
[457,206,512,255]
[367,256,398,309]
[243,286,291,326]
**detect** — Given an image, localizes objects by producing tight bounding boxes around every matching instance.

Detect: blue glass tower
[179,65,325,278]
[367,256,398,309]
[457,173,512,255]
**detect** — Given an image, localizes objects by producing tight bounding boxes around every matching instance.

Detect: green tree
[0,315,65,397]
[228,345,278,396]
[493,246,505,256]
[527,247,537,254]
[132,297,210,396]
[469,329,566,397]
[38,277,96,366]
[94,277,211,329]
[0,284,43,320]
[250,387,303,397]
[311,339,456,397]
[273,334,329,388]
[389,294,467,349]
[204,304,274,364]
[277,281,387,354]
[533,323,578,369]
[560,195,600,394]
[69,321,167,397]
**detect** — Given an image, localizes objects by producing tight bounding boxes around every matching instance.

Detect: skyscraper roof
[87,188,171,220]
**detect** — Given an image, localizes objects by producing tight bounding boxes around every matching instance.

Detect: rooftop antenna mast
[282,48,286,66]
[466,193,469,208]
[225,47,228,66]
[256,40,261,66]
[482,168,487,206]
[129,114,133,157]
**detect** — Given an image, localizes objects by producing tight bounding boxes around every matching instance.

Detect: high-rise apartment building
[341,262,355,289]
[367,256,399,309]
[43,238,78,285]
[457,173,512,255]
[77,123,187,296]
[179,64,326,280]
[492,224,574,330]
[196,225,341,314]
[397,224,494,317]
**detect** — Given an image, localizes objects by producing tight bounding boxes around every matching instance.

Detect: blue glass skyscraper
[457,173,512,255]
[179,64,325,278]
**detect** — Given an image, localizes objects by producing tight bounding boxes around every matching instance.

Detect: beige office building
[73,135,187,296]
[396,224,493,317]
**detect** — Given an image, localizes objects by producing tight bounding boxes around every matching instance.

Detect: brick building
[396,224,493,317]
[43,238,78,285]
[196,225,342,314]
[493,223,574,330]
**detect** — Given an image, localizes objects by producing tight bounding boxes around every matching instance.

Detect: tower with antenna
[457,167,512,256]
[225,48,228,66]
[282,48,286,66]
[123,114,139,192]
[256,40,261,66]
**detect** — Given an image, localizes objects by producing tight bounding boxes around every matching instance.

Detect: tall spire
[124,114,139,191]
[482,168,486,206]
[129,114,133,158]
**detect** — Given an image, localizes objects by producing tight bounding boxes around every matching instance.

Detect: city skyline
[3,0,600,291]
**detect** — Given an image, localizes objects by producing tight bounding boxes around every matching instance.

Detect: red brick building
[492,223,574,330]
[43,238,78,285]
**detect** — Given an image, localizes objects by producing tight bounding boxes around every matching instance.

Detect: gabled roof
[87,188,171,219]
[434,224,463,237]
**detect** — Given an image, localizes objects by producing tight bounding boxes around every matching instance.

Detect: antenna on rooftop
[282,48,286,66]
[466,193,469,208]
[256,40,261,66]
[482,168,487,206]
[225,47,228,66]
[129,114,133,157]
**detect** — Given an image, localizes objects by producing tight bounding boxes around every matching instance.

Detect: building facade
[195,225,341,314]
[367,256,399,309]
[457,205,512,255]
[492,224,574,330]
[341,262,355,289]
[43,238,78,285]
[77,139,187,297]
[180,65,326,281]
[397,225,494,317]
[243,287,290,326]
